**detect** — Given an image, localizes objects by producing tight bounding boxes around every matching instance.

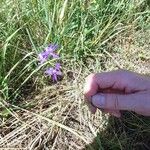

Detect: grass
[0,0,150,149]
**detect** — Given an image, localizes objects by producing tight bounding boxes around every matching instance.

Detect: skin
[84,70,150,117]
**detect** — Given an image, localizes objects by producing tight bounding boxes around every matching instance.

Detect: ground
[0,0,150,149]
[0,30,150,149]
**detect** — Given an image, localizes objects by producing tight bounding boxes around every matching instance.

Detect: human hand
[84,70,150,117]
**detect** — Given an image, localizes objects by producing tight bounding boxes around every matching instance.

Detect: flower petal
[56,70,62,76]
[46,44,58,53]
[52,73,57,81]
[45,68,54,76]
[50,52,59,59]
[55,63,61,70]
[38,51,49,64]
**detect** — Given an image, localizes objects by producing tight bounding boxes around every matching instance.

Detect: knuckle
[85,73,96,81]
[105,94,115,109]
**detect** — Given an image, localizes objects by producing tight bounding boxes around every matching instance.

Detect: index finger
[84,74,98,113]
[84,70,138,98]
[83,70,126,107]
[84,73,99,97]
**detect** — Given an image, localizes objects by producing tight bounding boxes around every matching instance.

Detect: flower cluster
[38,44,61,82]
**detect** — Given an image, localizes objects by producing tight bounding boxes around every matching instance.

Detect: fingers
[93,70,131,92]
[83,70,130,106]
[91,92,150,115]
[85,70,150,95]
[84,74,98,97]
[84,70,150,115]
[84,74,98,113]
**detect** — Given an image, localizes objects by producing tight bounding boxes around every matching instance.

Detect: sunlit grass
[0,0,149,100]
[0,0,150,149]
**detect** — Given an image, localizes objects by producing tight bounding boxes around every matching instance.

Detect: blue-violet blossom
[45,63,61,81]
[38,44,59,64]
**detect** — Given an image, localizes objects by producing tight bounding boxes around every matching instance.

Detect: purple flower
[45,63,61,81]
[45,44,59,59]
[38,51,49,64]
[38,44,59,64]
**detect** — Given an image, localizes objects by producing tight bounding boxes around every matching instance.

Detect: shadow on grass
[83,112,150,150]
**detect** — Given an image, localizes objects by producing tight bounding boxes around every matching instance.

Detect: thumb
[91,93,150,114]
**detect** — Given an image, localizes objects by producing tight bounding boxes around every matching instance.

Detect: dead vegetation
[0,30,150,149]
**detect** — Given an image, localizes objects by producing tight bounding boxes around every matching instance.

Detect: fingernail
[92,94,105,108]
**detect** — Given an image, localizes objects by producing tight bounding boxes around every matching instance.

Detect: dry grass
[0,30,150,150]
[105,29,150,74]
[0,61,109,149]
